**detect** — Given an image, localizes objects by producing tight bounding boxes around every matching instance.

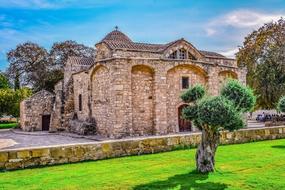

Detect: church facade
[20,29,246,138]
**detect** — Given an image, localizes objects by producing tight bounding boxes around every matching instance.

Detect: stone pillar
[109,59,131,138]
[207,65,219,96]
[50,80,64,131]
[153,62,168,135]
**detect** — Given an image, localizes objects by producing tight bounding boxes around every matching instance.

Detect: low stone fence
[1,126,285,171]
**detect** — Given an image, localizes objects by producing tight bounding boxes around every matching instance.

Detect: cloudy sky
[0,0,285,70]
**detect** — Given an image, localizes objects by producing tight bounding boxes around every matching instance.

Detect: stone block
[31,149,50,157]
[0,152,8,162]
[17,150,31,159]
[102,143,112,153]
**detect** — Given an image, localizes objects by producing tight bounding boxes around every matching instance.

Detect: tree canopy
[181,80,255,173]
[6,40,95,92]
[237,18,285,109]
[50,40,95,69]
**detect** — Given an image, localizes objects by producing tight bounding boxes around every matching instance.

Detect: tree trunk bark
[196,126,220,173]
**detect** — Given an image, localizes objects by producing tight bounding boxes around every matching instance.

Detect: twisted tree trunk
[196,126,220,173]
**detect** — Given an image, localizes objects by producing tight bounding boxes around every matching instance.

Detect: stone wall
[20,90,55,131]
[166,65,207,133]
[1,126,285,171]
[73,71,89,121]
[90,65,112,137]
[131,65,155,136]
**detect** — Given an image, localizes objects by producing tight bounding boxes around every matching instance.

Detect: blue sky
[0,0,285,70]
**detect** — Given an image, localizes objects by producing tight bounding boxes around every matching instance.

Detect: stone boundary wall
[1,126,285,171]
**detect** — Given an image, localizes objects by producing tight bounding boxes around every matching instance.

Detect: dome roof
[102,30,132,43]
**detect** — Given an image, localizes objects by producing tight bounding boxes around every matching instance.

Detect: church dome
[102,28,132,43]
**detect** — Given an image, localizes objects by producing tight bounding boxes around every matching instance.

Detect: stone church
[20,28,246,138]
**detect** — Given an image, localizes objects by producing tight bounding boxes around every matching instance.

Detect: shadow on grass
[271,145,285,149]
[134,170,228,190]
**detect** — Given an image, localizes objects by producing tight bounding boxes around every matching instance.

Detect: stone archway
[131,65,155,136]
[218,70,238,91]
[166,64,207,133]
[90,65,110,136]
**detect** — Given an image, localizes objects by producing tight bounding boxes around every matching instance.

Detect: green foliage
[221,79,256,112]
[254,45,285,109]
[198,96,244,131]
[33,69,64,92]
[181,81,255,132]
[0,122,18,129]
[180,84,205,103]
[0,139,284,189]
[0,72,10,89]
[182,104,198,121]
[237,18,285,109]
[0,88,32,117]
[277,96,285,113]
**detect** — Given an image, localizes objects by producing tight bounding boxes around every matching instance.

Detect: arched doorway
[178,104,192,132]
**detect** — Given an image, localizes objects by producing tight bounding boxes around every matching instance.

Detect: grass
[0,122,18,129]
[0,139,285,190]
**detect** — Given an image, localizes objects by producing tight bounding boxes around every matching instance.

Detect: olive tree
[181,80,255,173]
[277,96,285,113]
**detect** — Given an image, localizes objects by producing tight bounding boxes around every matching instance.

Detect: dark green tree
[237,18,285,108]
[254,45,285,109]
[181,80,255,173]
[0,72,10,89]
[6,42,49,88]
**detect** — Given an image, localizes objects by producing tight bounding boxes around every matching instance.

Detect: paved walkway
[0,120,266,150]
[0,130,95,150]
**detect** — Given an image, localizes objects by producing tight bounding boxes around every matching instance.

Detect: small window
[178,49,187,59]
[79,94,82,111]
[182,77,189,89]
[169,51,177,59]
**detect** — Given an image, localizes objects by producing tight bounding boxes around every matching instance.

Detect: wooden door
[42,115,51,131]
[178,105,192,132]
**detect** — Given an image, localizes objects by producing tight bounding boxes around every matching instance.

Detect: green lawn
[0,139,285,190]
[0,122,18,129]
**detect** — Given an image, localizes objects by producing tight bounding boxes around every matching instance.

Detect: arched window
[178,49,187,59]
[79,94,82,111]
[168,48,196,60]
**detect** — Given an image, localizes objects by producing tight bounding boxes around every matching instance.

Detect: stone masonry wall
[20,90,55,132]
[166,65,207,133]
[73,71,89,122]
[131,65,155,136]
[87,58,243,138]
[1,126,285,171]
[91,65,112,137]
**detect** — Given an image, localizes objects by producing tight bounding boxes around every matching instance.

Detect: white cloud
[206,9,284,36]
[219,48,239,58]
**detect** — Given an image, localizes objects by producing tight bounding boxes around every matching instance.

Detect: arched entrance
[178,104,192,132]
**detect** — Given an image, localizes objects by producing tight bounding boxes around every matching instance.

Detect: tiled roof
[199,50,226,58]
[67,56,94,65]
[99,30,227,58]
